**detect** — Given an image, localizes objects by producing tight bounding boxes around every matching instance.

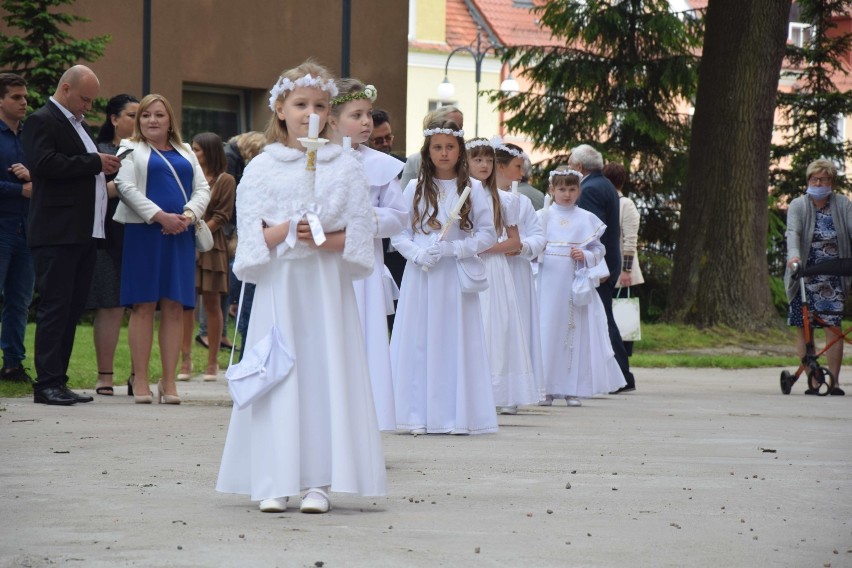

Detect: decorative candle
[543,193,552,211]
[308,113,320,139]
[448,185,472,219]
[511,181,519,194]
[342,136,352,151]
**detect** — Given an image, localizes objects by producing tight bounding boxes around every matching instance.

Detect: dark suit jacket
[577,170,621,279]
[22,101,104,248]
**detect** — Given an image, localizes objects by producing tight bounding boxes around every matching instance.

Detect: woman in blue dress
[114,94,210,404]
[785,159,851,396]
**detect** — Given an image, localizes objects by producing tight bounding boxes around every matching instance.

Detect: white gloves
[414,247,440,268]
[427,241,456,258]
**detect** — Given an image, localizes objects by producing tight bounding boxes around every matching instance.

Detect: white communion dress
[351,144,406,431]
[479,190,539,407]
[390,178,498,434]
[537,203,626,398]
[504,191,546,397]
[216,143,387,501]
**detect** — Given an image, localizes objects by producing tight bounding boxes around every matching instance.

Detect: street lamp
[437,27,504,137]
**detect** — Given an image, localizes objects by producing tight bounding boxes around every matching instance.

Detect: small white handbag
[225,284,295,409]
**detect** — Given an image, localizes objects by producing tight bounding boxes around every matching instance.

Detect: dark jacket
[577,170,621,280]
[22,101,104,247]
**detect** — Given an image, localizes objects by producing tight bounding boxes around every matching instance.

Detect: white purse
[225,284,295,409]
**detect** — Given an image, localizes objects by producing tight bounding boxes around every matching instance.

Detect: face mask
[806,186,832,199]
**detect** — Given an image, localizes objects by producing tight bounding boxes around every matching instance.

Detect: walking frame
[780,259,852,396]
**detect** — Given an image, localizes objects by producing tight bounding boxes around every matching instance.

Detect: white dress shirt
[50,96,108,238]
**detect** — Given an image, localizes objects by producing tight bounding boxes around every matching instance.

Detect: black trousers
[597,278,635,388]
[30,241,97,390]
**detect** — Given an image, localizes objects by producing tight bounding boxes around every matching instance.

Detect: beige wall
[405,50,502,156]
[2,0,408,139]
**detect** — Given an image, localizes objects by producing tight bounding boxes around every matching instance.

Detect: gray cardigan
[784,192,852,302]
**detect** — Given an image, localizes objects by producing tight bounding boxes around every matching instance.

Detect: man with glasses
[368,109,402,162]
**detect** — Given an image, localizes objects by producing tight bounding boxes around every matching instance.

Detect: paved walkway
[1,367,850,567]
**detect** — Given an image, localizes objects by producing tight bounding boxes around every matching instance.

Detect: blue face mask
[806,186,832,199]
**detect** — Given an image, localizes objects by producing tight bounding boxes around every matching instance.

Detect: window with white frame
[789,22,813,48]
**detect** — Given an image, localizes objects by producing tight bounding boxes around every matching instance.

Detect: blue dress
[120,149,196,308]
[788,204,844,328]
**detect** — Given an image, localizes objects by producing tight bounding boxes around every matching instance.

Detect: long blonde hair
[265,59,335,145]
[412,119,472,234]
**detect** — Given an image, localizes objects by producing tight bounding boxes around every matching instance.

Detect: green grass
[0,321,236,398]
[0,320,844,398]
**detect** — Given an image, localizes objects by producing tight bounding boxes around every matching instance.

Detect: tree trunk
[666,0,791,330]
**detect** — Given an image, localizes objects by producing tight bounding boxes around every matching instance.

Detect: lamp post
[437,28,498,138]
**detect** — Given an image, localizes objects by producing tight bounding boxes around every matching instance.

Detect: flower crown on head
[496,142,525,159]
[331,85,378,106]
[549,168,583,180]
[423,127,464,138]
[465,138,494,151]
[268,74,339,111]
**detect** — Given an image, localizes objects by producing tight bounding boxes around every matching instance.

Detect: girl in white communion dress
[327,78,406,432]
[537,170,626,407]
[216,60,386,515]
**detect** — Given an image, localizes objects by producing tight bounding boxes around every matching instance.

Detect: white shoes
[300,488,330,514]
[538,395,554,406]
[410,427,426,435]
[498,405,518,415]
[565,396,582,407]
[259,497,288,512]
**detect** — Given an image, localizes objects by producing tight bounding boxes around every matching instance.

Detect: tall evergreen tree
[489,1,703,317]
[0,0,110,108]
[770,0,852,200]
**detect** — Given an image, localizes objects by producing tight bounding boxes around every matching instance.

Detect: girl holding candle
[466,138,539,414]
[389,121,498,435]
[216,61,386,514]
[328,78,406,431]
[495,141,546,401]
[537,170,625,406]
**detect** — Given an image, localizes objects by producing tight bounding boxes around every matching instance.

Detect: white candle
[308,113,320,139]
[342,136,352,151]
[511,181,519,194]
[448,185,472,219]
[543,194,552,210]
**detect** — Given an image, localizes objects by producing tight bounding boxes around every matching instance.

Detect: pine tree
[770,0,852,199]
[0,0,110,108]
[489,0,703,317]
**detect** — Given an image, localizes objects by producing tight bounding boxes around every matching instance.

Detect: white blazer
[113,139,210,224]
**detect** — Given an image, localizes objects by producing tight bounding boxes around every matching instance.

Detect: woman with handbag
[389,120,498,435]
[176,132,235,382]
[114,94,210,404]
[603,163,644,356]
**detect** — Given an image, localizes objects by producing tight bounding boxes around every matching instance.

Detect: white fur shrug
[233,142,374,284]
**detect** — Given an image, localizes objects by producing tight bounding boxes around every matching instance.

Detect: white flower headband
[496,144,525,159]
[268,74,340,111]
[331,84,378,106]
[465,138,494,150]
[549,168,583,180]
[423,127,464,137]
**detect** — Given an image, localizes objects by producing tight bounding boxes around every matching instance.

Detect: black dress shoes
[34,386,77,405]
[61,385,93,403]
[609,385,636,395]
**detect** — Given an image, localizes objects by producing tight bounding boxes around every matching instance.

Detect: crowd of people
[2,60,656,514]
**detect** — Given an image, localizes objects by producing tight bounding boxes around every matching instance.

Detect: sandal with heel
[95,371,114,396]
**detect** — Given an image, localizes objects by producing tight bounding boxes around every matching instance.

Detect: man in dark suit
[571,144,636,392]
[22,65,122,405]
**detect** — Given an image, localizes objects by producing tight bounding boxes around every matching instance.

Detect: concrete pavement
[1,367,850,567]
